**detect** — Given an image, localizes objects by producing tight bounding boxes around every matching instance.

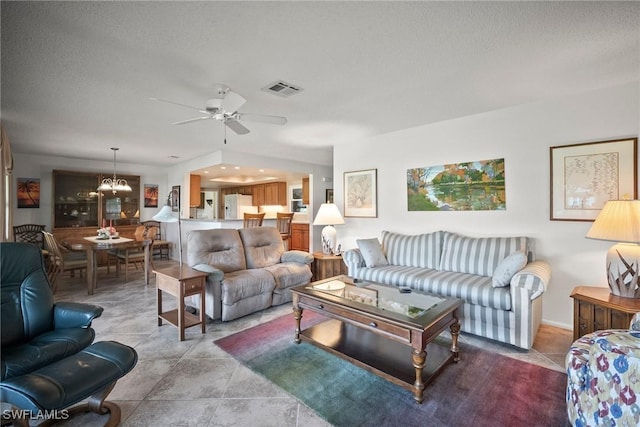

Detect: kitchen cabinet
[264,182,287,205]
[189,175,201,207]
[290,223,309,252]
[252,184,265,206]
[302,177,309,205]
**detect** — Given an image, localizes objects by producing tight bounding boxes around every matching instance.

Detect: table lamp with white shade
[586,199,640,298]
[153,191,183,267]
[313,203,345,255]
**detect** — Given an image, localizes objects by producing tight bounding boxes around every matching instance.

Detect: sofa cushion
[263,262,312,290]
[492,251,528,287]
[439,232,529,277]
[416,270,511,311]
[357,238,388,268]
[382,230,442,269]
[187,229,246,273]
[353,264,432,288]
[238,227,284,269]
[221,269,276,305]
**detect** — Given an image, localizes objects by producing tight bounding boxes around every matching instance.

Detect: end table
[154,265,208,341]
[311,252,348,282]
[570,285,640,340]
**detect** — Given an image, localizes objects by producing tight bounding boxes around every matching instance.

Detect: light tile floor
[49,260,573,426]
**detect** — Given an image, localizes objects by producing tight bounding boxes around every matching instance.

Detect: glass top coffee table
[291,275,463,403]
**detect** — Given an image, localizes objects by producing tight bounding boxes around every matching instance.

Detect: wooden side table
[570,286,640,340]
[312,252,348,282]
[154,265,208,341]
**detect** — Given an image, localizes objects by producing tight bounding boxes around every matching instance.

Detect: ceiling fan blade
[172,116,212,125]
[225,119,250,135]
[237,113,287,125]
[221,90,246,113]
[150,97,204,112]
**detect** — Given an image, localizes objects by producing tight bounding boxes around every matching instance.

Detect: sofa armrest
[281,250,314,265]
[53,302,104,329]
[510,260,551,300]
[192,264,225,282]
[343,248,365,277]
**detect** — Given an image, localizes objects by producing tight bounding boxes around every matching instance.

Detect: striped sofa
[343,230,551,349]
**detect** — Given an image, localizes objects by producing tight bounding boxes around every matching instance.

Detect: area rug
[215,312,568,427]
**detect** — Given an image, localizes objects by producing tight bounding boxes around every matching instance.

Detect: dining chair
[142,220,170,259]
[243,212,265,228]
[42,231,87,293]
[13,224,46,249]
[276,212,295,249]
[114,226,156,282]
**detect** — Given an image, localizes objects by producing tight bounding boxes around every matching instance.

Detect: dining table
[62,235,153,295]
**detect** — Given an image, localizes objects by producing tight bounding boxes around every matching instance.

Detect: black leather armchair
[1,242,102,380]
[1,242,137,425]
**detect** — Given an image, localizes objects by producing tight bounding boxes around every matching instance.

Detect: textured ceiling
[2,1,639,169]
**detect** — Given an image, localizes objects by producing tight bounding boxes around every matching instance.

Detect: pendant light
[97,147,132,194]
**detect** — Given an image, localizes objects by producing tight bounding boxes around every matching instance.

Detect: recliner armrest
[192,264,225,281]
[281,250,314,265]
[53,302,104,329]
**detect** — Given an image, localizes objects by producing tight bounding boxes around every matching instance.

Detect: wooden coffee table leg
[450,320,461,362]
[411,348,426,403]
[293,306,302,344]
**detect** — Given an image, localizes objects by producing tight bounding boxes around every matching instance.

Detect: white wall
[333,82,639,329]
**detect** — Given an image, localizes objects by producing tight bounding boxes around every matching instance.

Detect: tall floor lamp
[153,191,183,267]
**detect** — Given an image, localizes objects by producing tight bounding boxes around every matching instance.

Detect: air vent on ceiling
[262,80,303,97]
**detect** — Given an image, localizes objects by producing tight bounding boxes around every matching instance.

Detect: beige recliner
[186,227,313,321]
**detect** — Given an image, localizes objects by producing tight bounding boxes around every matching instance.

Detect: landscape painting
[17,178,40,208]
[407,158,506,211]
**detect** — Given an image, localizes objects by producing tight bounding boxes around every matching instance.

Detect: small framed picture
[17,178,40,208]
[171,185,180,212]
[550,138,637,221]
[326,189,334,204]
[344,169,377,217]
[144,184,159,208]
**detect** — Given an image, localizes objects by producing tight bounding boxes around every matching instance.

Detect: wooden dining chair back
[42,231,87,293]
[276,212,295,249]
[13,224,46,249]
[142,220,169,259]
[114,226,157,282]
[243,212,265,228]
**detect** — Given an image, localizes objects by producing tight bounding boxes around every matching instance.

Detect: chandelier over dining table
[97,147,132,194]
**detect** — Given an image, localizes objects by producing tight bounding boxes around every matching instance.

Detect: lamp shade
[313,203,345,226]
[153,205,178,223]
[586,199,640,298]
[586,200,640,244]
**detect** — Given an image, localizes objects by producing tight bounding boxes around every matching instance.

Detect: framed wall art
[407,158,505,211]
[17,178,40,208]
[344,169,377,217]
[550,138,637,221]
[144,184,159,208]
[171,185,180,212]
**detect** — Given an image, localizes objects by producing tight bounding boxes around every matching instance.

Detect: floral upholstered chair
[566,313,640,427]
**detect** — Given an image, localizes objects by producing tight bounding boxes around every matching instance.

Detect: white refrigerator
[224,194,257,219]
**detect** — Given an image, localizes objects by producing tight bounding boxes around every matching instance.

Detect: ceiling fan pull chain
[224,120,227,144]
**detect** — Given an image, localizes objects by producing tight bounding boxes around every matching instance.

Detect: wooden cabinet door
[302,177,309,205]
[290,223,309,251]
[189,175,201,207]
[253,184,265,206]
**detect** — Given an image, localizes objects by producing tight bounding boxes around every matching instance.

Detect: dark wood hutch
[52,170,142,264]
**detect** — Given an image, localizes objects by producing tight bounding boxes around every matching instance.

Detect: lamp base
[606,243,640,298]
[321,225,337,255]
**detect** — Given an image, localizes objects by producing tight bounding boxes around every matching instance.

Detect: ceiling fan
[150,84,287,142]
